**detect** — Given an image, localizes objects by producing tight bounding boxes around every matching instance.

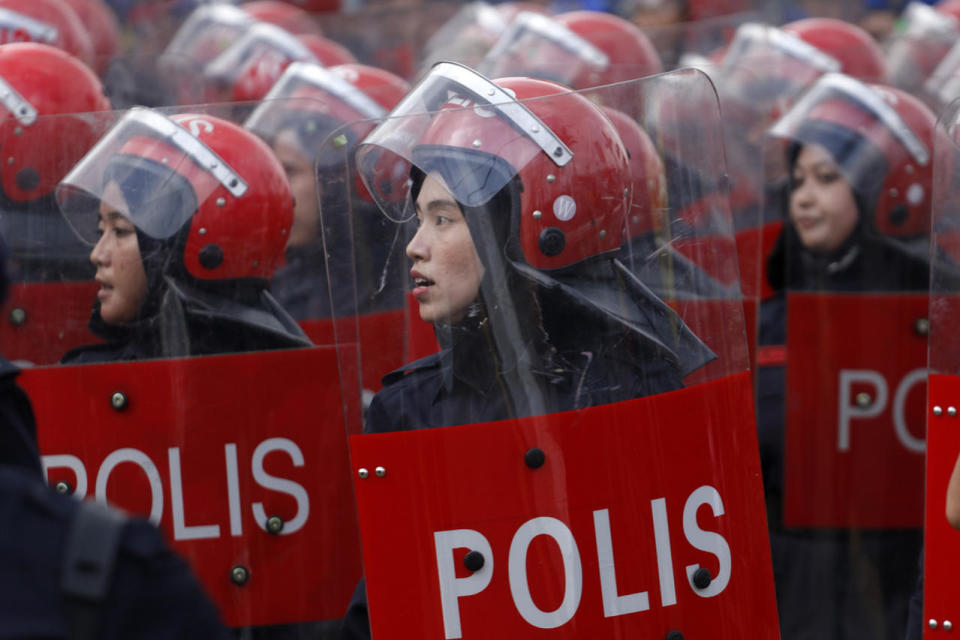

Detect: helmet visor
[768,73,929,191]
[356,62,573,222]
[57,107,247,244]
[477,11,608,87]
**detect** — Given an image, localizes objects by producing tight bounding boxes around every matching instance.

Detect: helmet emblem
[553,194,576,221]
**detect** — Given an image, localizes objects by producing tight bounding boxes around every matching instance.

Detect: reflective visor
[477,11,607,87]
[204,22,315,83]
[245,61,387,136]
[57,107,247,244]
[769,72,929,187]
[356,62,572,222]
[0,8,57,45]
[159,4,253,68]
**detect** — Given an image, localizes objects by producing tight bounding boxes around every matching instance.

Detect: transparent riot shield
[760,73,935,638]
[326,65,777,639]
[711,22,842,374]
[885,2,959,96]
[243,61,413,398]
[314,2,463,80]
[16,103,364,634]
[924,96,960,637]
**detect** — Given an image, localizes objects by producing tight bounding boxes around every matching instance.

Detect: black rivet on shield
[538,227,565,257]
[525,448,545,469]
[717,173,731,193]
[463,550,485,572]
[198,244,224,270]
[553,147,563,158]
[55,481,72,495]
[266,516,284,534]
[15,167,39,192]
[110,391,128,411]
[665,631,684,640]
[692,567,712,589]
[230,565,250,586]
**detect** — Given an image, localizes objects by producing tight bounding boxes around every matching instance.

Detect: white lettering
[168,447,220,540]
[683,486,731,598]
[96,448,163,524]
[893,368,927,453]
[434,529,494,639]
[251,438,309,535]
[594,508,649,617]
[838,369,889,451]
[508,517,582,629]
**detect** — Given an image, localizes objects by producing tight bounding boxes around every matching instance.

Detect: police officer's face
[789,143,859,254]
[273,129,319,249]
[406,172,485,324]
[90,181,148,325]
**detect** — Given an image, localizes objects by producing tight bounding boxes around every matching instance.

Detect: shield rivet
[55,481,72,495]
[945,620,954,631]
[110,392,128,411]
[935,406,944,416]
[950,407,958,418]
[472,139,482,148]
[930,619,939,630]
[230,566,250,586]
[8,307,26,326]
[358,468,369,479]
[532,210,542,220]
[375,466,386,478]
[915,318,930,336]
[198,228,207,235]
[665,632,684,640]
[692,567,712,589]
[855,392,872,408]
[525,448,545,469]
[216,197,226,207]
[546,175,556,184]
[463,550,485,572]
[13,126,21,136]
[266,516,284,534]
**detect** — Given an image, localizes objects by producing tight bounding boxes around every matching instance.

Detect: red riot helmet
[885,2,959,94]
[554,10,662,87]
[478,10,661,92]
[241,0,323,37]
[60,0,118,76]
[298,33,357,67]
[0,0,94,68]
[245,61,409,203]
[0,43,110,205]
[937,0,960,21]
[159,4,255,71]
[782,18,886,83]
[769,73,937,239]
[600,105,666,239]
[203,22,318,103]
[57,108,294,283]
[357,63,631,271]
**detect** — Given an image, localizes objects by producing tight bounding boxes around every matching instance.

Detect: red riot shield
[783,292,928,527]
[335,68,777,639]
[14,103,374,631]
[27,347,363,627]
[924,96,960,637]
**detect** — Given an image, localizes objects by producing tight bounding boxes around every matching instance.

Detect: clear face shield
[337,66,776,640]
[158,4,254,72]
[886,2,959,94]
[57,107,247,246]
[203,22,317,90]
[476,11,609,89]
